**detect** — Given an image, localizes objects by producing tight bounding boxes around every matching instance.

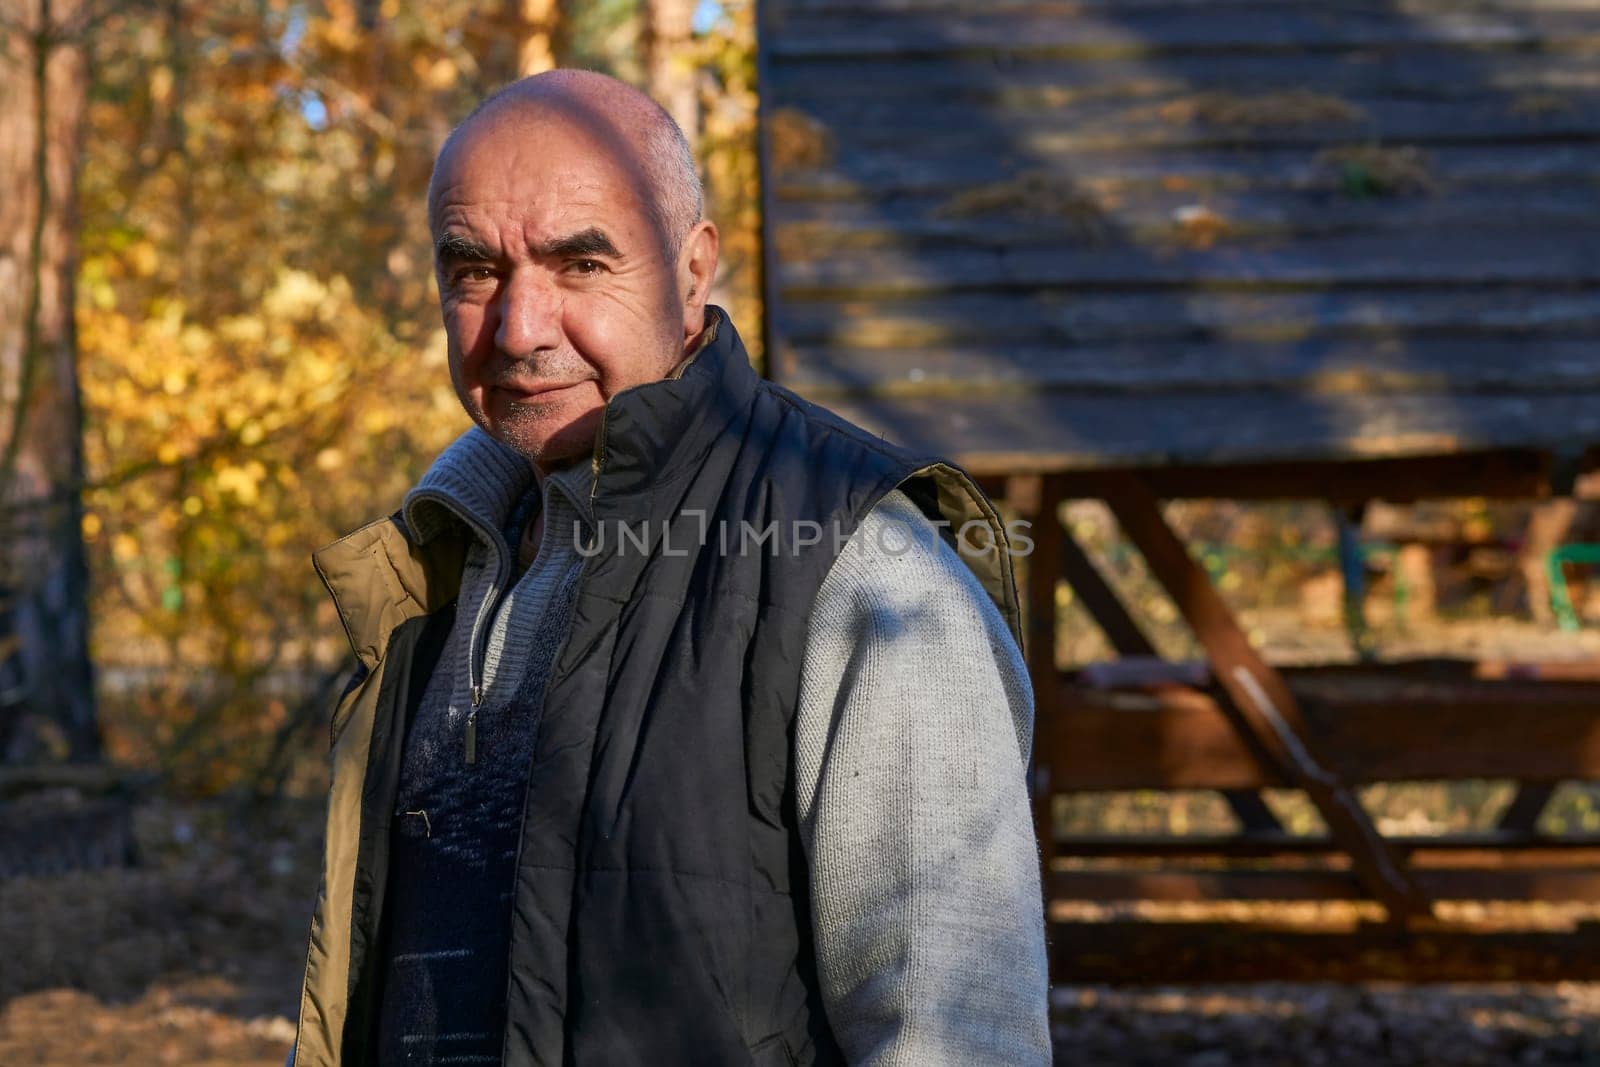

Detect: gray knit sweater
[386,428,1049,1065]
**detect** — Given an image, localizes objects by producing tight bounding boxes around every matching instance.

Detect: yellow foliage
[78,0,762,792]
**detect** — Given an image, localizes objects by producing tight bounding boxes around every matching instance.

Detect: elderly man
[290,70,1048,1066]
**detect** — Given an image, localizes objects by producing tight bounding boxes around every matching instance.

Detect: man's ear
[678,219,720,342]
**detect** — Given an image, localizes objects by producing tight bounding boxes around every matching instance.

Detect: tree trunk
[0,0,98,762]
[516,0,562,78]
[644,0,698,149]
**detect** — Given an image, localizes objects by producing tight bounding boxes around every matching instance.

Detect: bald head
[429,69,703,258]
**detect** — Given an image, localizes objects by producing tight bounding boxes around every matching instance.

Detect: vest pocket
[748,1033,797,1067]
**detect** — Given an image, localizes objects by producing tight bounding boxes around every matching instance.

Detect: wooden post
[1009,474,1064,877]
[1498,783,1556,834]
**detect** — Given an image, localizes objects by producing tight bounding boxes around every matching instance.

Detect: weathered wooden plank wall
[758,0,1600,474]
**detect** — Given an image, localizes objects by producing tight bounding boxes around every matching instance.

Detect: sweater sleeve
[794,489,1051,1066]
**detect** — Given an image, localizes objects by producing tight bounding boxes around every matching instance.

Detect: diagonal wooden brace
[1101,477,1433,923]
[1053,512,1286,836]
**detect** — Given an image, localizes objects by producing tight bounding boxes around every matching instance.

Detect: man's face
[430,114,688,470]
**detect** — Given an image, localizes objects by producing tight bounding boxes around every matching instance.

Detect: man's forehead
[438,105,648,190]
[431,123,652,233]
[433,180,609,226]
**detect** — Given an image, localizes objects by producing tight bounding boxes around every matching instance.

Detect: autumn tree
[0,0,98,763]
[69,0,759,793]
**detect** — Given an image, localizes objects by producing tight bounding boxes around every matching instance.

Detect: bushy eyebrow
[435,231,495,265]
[434,226,623,268]
[535,227,622,260]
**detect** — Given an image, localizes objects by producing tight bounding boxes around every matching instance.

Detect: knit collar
[403,426,534,552]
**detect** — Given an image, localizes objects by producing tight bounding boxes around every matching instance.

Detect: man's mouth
[495,381,586,401]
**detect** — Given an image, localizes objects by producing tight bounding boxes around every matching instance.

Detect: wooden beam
[0,762,145,800]
[772,189,1600,256]
[1102,477,1431,921]
[1304,658,1600,684]
[776,231,1600,297]
[1058,528,1156,658]
[772,141,1600,204]
[1050,920,1600,983]
[777,338,1600,401]
[1052,864,1600,903]
[1056,452,1567,503]
[1056,684,1276,790]
[766,46,1600,105]
[776,96,1600,158]
[768,8,1600,60]
[1055,833,1600,859]
[1053,677,1600,789]
[817,391,1600,485]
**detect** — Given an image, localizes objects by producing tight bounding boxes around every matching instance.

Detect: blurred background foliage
[71,0,759,793]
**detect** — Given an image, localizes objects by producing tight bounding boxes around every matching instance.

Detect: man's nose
[494,268,563,358]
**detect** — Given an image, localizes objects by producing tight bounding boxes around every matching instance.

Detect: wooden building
[757,0,1600,979]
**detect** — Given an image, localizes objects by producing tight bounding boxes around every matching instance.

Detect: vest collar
[584,304,759,507]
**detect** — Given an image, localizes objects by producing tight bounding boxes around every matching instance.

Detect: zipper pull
[465,686,481,766]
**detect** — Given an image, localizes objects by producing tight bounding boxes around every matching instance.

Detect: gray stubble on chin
[492,400,599,466]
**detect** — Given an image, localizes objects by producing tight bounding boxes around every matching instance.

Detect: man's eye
[568,259,605,276]
[452,266,496,287]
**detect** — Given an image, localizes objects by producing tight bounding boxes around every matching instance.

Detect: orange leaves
[418,55,460,90]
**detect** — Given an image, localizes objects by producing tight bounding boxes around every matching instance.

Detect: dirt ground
[5,609,1600,1064]
[1,796,1599,1065]
[1051,983,1600,1065]
[0,798,311,1067]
